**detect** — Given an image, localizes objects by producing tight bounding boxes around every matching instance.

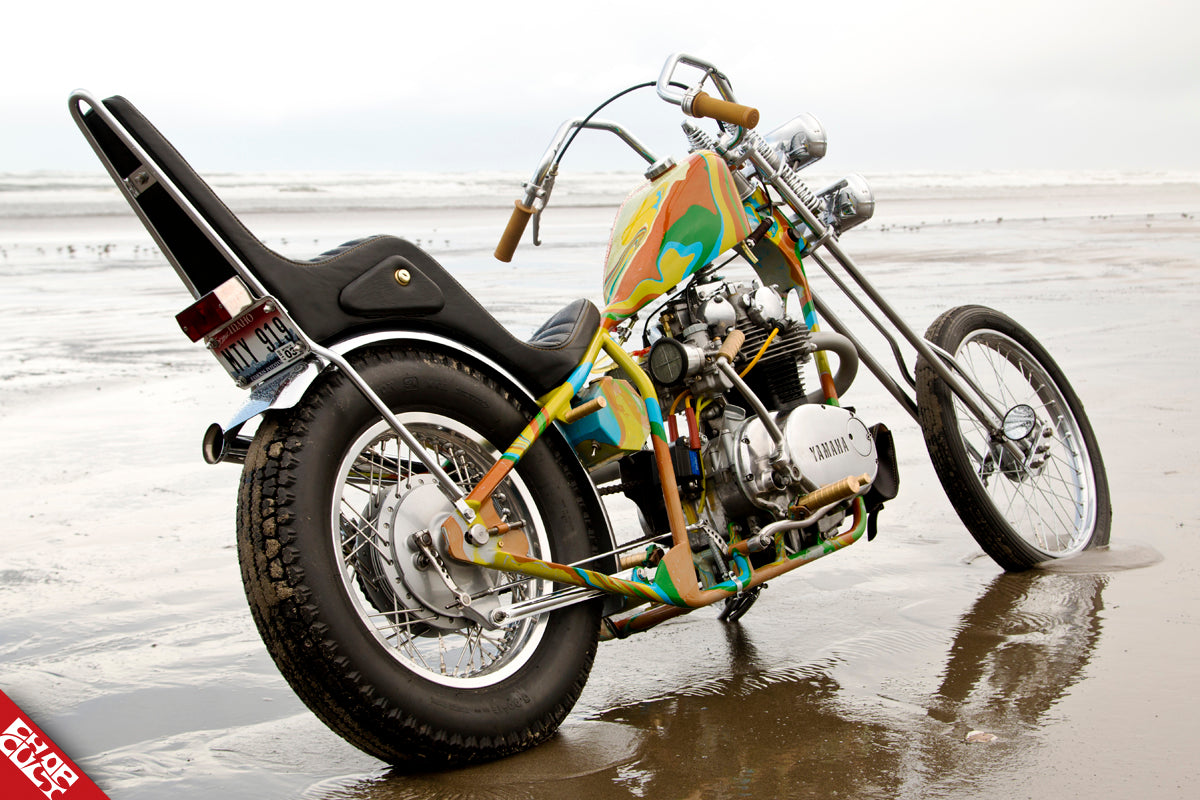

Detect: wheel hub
[1002,404,1037,440]
[988,405,1053,484]
[375,479,502,630]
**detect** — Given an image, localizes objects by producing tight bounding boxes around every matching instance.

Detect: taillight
[176,278,254,342]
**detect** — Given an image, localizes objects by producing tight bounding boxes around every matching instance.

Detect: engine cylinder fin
[736,323,811,409]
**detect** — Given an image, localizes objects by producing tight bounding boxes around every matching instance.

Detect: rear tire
[915,306,1111,571]
[237,346,601,766]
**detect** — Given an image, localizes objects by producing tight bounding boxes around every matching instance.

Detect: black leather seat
[82,96,600,397]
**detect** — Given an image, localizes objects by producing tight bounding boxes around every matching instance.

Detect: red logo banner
[0,690,109,800]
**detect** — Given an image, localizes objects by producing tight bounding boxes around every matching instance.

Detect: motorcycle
[69,53,1110,766]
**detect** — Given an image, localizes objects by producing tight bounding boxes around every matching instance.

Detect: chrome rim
[332,413,550,687]
[951,330,1097,559]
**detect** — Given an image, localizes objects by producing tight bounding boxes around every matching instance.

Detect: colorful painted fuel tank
[602,152,753,327]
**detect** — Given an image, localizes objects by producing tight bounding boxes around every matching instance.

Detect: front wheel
[915,306,1111,571]
[237,346,602,766]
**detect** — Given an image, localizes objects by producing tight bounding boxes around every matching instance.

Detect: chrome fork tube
[747,144,1008,437]
[808,290,920,421]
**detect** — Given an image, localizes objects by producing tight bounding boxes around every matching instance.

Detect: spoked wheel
[337,413,551,686]
[238,347,602,766]
[915,306,1111,571]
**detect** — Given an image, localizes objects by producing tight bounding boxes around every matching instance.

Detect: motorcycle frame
[454,57,1034,621]
[68,88,828,627]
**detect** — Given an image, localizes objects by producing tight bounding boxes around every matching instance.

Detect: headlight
[763,113,827,172]
[818,173,875,234]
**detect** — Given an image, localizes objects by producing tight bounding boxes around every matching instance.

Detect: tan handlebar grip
[494,201,535,262]
[690,92,760,129]
[717,328,746,363]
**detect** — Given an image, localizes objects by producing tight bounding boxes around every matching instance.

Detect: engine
[646,280,813,409]
[622,279,882,555]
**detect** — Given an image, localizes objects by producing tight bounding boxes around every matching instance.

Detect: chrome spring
[681,120,719,153]
[747,132,824,217]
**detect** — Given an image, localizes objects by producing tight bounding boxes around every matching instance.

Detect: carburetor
[645,281,813,412]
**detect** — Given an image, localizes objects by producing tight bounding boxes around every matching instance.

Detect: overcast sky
[5,0,1198,175]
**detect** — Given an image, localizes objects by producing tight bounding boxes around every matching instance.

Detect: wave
[3,169,1199,219]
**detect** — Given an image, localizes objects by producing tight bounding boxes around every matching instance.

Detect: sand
[1,174,1198,799]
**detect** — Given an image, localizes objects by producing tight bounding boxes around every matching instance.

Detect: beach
[1,170,1198,799]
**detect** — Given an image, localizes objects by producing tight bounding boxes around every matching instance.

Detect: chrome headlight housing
[763,113,827,172]
[818,173,875,234]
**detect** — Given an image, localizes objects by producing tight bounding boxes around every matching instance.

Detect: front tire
[237,346,601,766]
[915,306,1111,571]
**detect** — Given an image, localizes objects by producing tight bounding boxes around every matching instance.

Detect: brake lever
[530,168,557,247]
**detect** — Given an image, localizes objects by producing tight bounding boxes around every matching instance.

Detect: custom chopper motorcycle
[69,53,1110,765]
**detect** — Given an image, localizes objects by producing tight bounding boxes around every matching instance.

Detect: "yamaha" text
[808,436,850,462]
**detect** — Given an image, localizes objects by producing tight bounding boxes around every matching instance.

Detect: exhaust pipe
[201,422,250,465]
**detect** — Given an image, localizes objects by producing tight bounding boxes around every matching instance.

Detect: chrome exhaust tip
[202,422,249,465]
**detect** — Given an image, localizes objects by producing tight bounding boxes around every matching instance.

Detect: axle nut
[466,523,490,547]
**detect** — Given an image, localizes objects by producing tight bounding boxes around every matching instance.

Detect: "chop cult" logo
[1,716,80,798]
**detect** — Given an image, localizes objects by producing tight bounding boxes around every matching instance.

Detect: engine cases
[705,403,879,519]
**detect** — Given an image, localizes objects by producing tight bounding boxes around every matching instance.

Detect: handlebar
[494,54,760,261]
[493,118,661,261]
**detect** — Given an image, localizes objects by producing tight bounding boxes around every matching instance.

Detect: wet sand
[1,178,1198,799]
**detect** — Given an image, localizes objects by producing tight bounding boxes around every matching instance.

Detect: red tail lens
[176,278,254,342]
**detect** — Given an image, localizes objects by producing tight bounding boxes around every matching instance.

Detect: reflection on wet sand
[916,571,1108,796]
[304,569,1110,799]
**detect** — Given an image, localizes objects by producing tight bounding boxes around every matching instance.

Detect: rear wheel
[915,306,1111,571]
[238,346,601,765]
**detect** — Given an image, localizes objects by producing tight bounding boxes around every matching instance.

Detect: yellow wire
[667,326,777,417]
[739,328,778,377]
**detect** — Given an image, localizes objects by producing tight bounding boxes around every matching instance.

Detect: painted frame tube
[462,328,606,509]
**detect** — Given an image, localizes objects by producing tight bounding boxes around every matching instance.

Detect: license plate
[207,300,309,388]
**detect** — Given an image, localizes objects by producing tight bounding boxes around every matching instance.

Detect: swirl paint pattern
[602,152,752,326]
